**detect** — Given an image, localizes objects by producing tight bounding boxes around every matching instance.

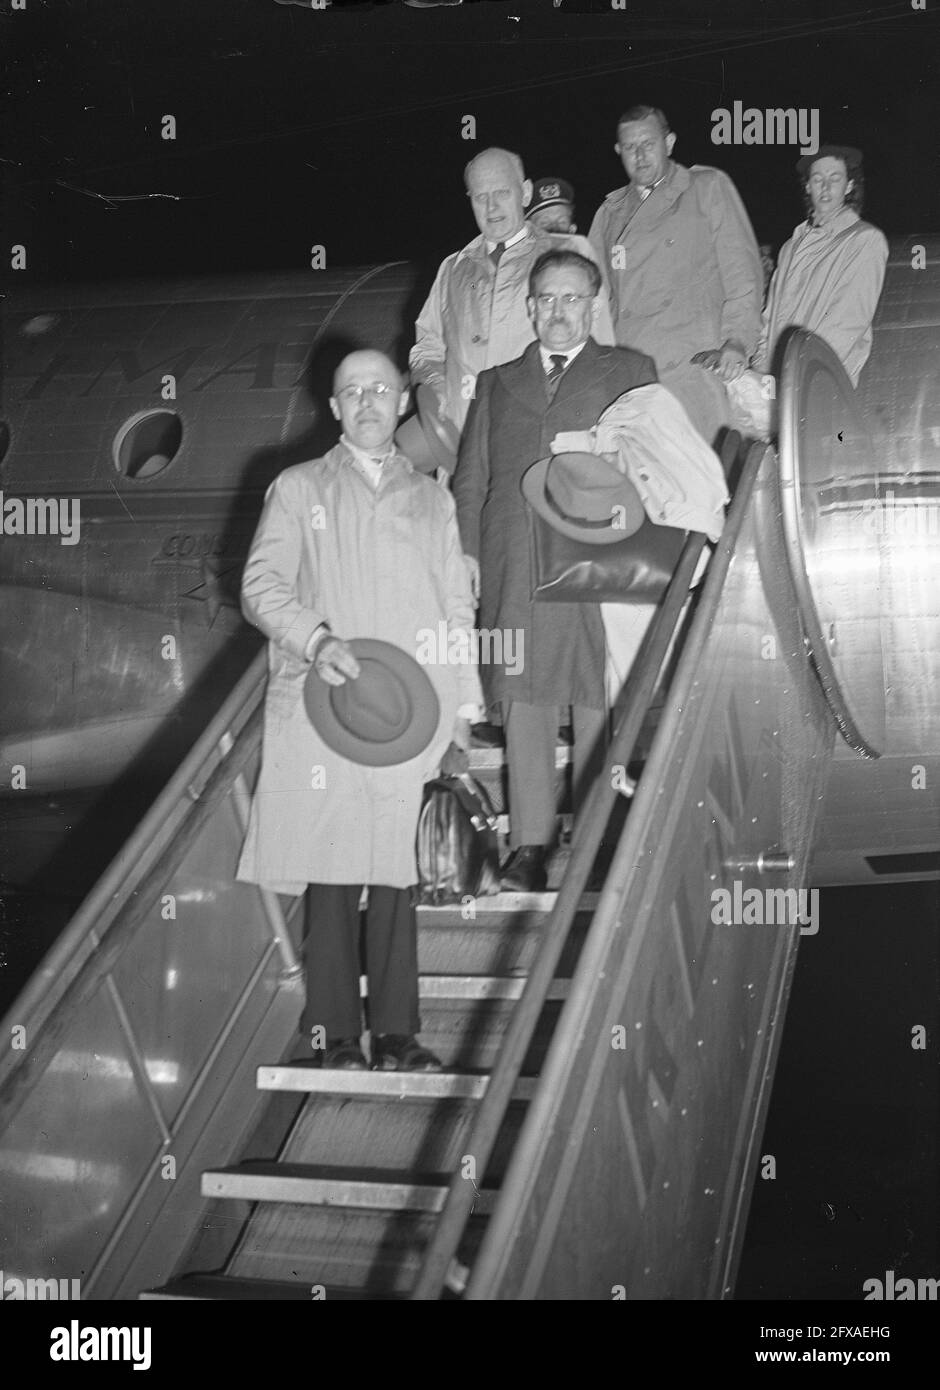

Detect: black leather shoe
[292,1036,368,1069]
[470,721,504,749]
[500,845,547,893]
[372,1034,443,1072]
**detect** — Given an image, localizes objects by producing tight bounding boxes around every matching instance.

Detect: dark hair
[617,105,671,137]
[801,154,865,218]
[528,249,602,299]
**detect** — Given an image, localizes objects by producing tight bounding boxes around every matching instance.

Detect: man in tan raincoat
[589,105,763,446]
[237,350,482,1072]
[410,146,614,452]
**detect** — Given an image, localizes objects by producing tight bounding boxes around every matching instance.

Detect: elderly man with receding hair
[237,349,482,1073]
[410,146,614,458]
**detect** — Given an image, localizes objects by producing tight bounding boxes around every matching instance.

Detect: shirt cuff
[304,623,332,662]
[457,702,485,721]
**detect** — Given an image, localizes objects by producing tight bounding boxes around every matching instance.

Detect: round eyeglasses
[335,382,397,402]
[533,293,594,311]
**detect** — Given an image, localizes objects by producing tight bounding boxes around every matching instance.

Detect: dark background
[2,0,939,287]
[1,0,938,1303]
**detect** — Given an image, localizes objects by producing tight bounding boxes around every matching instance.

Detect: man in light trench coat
[237,350,483,1071]
[409,146,615,452]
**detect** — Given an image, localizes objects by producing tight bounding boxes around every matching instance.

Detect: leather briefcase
[528,505,687,604]
[416,774,501,905]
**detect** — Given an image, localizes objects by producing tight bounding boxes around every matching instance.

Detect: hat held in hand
[521,451,646,545]
[303,638,440,766]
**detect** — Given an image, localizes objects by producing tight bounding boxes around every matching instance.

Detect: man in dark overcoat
[452,248,657,892]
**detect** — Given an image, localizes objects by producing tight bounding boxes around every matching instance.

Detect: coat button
[666,237,675,246]
[472,335,482,343]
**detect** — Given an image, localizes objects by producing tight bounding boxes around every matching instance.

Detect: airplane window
[0,421,9,467]
[113,409,183,480]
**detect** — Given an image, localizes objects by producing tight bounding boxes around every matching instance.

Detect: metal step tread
[257,1066,538,1100]
[419,973,569,1000]
[201,1160,497,1213]
[140,1275,405,1301]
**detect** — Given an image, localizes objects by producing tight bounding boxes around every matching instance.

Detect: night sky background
[2,0,939,1306]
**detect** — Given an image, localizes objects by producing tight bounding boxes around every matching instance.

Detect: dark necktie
[489,241,505,269]
[546,353,567,400]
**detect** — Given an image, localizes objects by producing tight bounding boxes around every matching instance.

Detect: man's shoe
[297,1036,368,1069]
[500,845,547,893]
[372,1034,443,1072]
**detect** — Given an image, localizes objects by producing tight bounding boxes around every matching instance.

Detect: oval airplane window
[113,409,183,481]
[777,326,886,758]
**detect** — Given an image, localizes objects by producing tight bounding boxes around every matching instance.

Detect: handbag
[415,773,501,905]
[528,504,687,605]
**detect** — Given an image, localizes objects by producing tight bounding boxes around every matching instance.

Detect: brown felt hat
[303,638,440,767]
[521,451,647,545]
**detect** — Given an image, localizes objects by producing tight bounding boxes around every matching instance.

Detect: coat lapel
[498,340,551,414]
[550,338,619,409]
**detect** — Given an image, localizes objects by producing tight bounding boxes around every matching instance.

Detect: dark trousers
[301,884,420,1042]
[502,701,607,848]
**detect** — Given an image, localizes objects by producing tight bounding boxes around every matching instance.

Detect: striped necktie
[546,353,567,400]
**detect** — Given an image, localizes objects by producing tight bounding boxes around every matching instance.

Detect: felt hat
[796,144,863,178]
[521,451,647,545]
[303,638,440,767]
[394,383,460,475]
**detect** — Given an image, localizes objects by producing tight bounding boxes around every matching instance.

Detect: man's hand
[691,340,748,384]
[550,429,596,455]
[465,555,480,603]
[451,715,472,751]
[313,636,361,687]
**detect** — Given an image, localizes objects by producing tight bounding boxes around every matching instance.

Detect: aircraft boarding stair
[0,324,920,1300]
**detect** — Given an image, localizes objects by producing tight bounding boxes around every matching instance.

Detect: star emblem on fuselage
[180,558,244,628]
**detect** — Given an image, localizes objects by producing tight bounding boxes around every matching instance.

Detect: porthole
[112,409,183,481]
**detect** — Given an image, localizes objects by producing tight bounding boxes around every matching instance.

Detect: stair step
[419,974,569,1001]
[202,1162,497,1214]
[141,1275,397,1301]
[257,1066,538,1100]
[415,900,592,975]
[226,1204,487,1293]
[271,1094,525,1176]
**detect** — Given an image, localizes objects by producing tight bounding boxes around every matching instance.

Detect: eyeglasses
[335,382,396,402]
[533,293,594,311]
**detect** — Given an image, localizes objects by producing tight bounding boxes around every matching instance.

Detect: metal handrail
[411,529,709,1300]
[464,443,768,1298]
[0,648,269,1112]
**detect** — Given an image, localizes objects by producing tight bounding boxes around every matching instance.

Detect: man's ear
[526,295,537,326]
[845,178,855,198]
[665,132,677,157]
[329,396,341,422]
[522,179,533,209]
[397,388,410,419]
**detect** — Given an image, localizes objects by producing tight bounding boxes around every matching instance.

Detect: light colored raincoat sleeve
[704,171,764,356]
[593,384,729,542]
[439,488,485,711]
[409,257,451,409]
[240,470,327,662]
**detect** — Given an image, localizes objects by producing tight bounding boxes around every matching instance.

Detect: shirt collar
[340,434,397,470]
[538,339,588,371]
[484,224,529,255]
[808,206,859,235]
